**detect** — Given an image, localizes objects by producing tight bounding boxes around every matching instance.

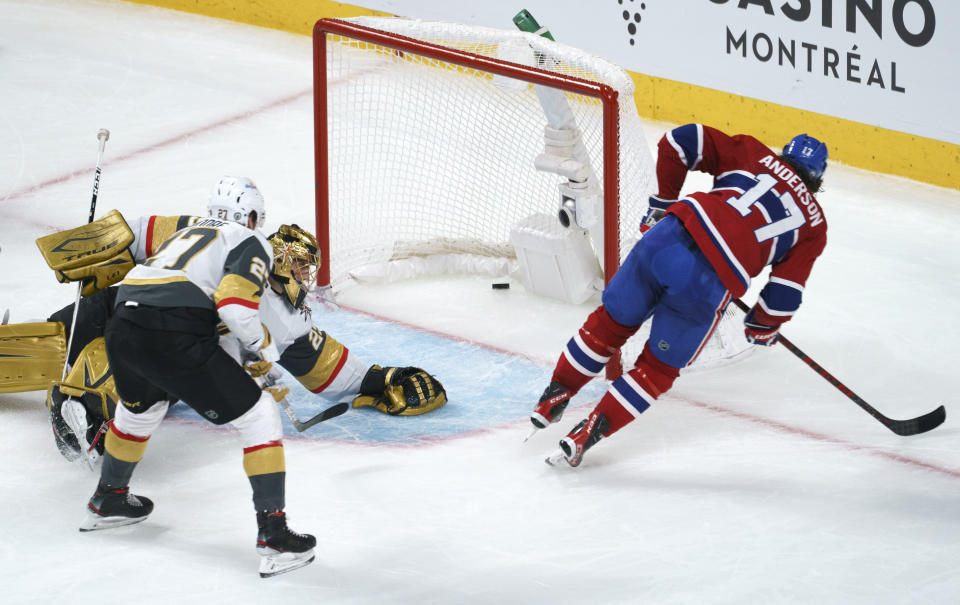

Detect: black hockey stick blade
[732,298,945,436]
[295,402,349,431]
[277,396,349,432]
[882,404,945,436]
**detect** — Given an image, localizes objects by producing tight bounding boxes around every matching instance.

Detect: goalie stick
[732,298,945,436]
[62,129,110,380]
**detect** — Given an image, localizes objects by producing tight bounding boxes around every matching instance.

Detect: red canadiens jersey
[657,124,828,327]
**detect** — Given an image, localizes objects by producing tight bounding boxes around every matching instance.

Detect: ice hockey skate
[525,381,574,441]
[80,482,153,531]
[545,411,609,467]
[50,401,82,462]
[256,511,316,578]
[61,398,102,469]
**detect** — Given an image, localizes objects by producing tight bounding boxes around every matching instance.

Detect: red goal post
[312,17,626,289]
[310,17,750,374]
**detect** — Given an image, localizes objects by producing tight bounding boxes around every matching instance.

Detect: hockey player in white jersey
[81,176,316,578]
[19,220,446,465]
[226,223,447,419]
[20,178,444,577]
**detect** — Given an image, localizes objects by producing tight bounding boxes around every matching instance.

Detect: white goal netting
[321,17,652,283]
[317,16,751,371]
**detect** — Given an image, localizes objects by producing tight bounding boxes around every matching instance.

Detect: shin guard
[594,343,682,437]
[553,306,638,391]
[233,392,286,512]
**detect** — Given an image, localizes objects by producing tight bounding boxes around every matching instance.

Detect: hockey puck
[492,282,510,290]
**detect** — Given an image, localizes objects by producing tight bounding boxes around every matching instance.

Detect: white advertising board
[362,0,959,145]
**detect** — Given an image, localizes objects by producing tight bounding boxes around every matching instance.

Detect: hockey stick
[261,375,349,431]
[732,298,945,436]
[62,129,110,379]
[276,396,349,432]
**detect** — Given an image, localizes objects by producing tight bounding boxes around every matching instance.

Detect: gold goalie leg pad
[46,336,118,464]
[51,336,118,421]
[0,322,66,393]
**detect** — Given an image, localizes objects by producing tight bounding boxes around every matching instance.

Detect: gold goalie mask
[268,224,320,310]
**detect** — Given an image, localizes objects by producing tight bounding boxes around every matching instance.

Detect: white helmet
[207,176,266,229]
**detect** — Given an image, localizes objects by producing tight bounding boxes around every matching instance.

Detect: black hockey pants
[104,303,261,424]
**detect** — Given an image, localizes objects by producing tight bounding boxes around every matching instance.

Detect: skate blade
[544,449,568,467]
[61,400,89,445]
[77,449,101,472]
[62,402,101,471]
[259,549,316,578]
[79,512,149,532]
[522,425,539,443]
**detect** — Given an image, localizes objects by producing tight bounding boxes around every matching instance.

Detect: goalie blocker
[35,209,136,297]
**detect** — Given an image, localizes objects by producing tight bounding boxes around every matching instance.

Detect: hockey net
[312,17,751,372]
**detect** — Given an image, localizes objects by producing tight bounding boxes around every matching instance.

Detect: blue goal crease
[167,308,607,444]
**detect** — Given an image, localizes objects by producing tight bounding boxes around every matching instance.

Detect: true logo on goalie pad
[36,209,134,271]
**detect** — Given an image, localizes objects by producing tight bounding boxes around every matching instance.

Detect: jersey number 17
[725,173,805,243]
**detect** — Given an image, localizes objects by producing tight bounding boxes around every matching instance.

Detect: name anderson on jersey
[758,154,823,227]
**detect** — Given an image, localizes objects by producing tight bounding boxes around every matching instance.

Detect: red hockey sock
[593,391,639,437]
[590,343,682,438]
[552,306,638,391]
[631,343,681,396]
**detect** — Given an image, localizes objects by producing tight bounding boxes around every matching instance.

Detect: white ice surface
[1,1,960,603]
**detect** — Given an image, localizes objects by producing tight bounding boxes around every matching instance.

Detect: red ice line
[13,85,955,480]
[685,400,960,480]
[0,89,312,210]
[338,306,960,480]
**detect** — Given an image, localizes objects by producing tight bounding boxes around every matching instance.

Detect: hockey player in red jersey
[529,124,829,466]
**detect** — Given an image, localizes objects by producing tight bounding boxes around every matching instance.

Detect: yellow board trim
[630,73,959,190]
[121,0,958,189]
[122,0,389,35]
[243,444,286,477]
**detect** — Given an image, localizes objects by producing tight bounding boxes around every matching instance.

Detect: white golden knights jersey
[116,217,273,350]
[220,289,367,404]
[127,214,200,263]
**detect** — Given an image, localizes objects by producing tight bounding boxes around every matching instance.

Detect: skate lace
[123,492,147,508]
[263,513,308,539]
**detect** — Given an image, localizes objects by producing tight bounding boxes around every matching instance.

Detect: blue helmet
[782,134,828,182]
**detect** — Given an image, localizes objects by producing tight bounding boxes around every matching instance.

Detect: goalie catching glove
[35,209,136,296]
[352,365,447,416]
